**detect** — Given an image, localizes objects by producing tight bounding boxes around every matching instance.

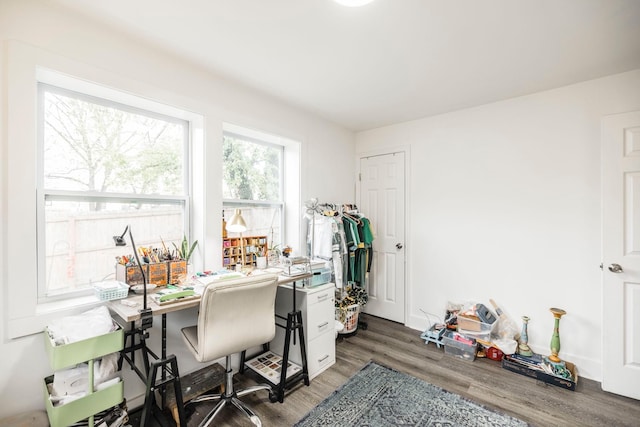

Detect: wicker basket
[336,304,360,334]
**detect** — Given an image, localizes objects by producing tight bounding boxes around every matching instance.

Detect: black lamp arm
[115,225,152,328]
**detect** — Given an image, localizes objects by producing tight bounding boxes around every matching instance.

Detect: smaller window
[222,129,284,248]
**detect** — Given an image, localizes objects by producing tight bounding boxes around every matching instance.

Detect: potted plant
[173,234,198,262]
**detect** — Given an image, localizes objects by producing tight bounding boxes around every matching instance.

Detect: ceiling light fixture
[334,0,375,7]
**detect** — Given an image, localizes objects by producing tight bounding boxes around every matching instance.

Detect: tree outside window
[40,84,189,298]
[222,133,284,249]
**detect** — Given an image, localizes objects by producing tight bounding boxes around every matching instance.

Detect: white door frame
[601,111,640,399]
[356,145,410,324]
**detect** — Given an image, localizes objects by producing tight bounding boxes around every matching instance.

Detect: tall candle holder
[548,307,566,363]
[518,316,533,356]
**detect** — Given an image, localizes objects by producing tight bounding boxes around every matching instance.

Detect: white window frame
[4,41,204,339]
[37,83,191,301]
[222,123,301,254]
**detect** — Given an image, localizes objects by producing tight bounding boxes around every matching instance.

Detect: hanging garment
[360,217,375,274]
[309,214,334,259]
[331,218,348,289]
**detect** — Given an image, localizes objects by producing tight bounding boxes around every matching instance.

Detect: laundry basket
[336,304,360,334]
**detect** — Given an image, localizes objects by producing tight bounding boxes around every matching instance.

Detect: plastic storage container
[456,314,496,342]
[442,330,477,361]
[310,266,332,287]
[93,281,129,301]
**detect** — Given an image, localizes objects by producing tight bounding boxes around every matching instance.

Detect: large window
[222,127,285,249]
[38,83,190,300]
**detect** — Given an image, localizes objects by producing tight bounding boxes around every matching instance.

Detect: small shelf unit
[223,235,268,269]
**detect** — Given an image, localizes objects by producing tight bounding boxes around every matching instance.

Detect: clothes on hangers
[342,211,374,287]
[331,219,348,289]
[309,213,334,259]
[306,201,374,290]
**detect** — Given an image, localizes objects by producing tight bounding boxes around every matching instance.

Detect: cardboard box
[116,262,174,286]
[501,356,577,391]
[168,260,187,284]
[147,262,168,286]
[115,264,147,285]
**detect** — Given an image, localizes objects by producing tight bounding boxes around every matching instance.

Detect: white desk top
[108,271,313,323]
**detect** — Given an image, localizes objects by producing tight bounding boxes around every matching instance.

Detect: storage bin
[456,328,492,343]
[310,267,331,287]
[336,304,359,334]
[442,330,477,361]
[501,356,578,391]
[457,314,494,333]
[168,260,187,284]
[43,323,124,427]
[44,324,123,371]
[457,314,496,342]
[43,375,123,427]
[147,262,169,285]
[93,281,129,301]
[115,264,148,285]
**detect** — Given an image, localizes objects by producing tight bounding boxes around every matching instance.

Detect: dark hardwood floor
[132,314,640,426]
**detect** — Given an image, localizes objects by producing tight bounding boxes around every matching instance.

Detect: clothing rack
[305,199,358,260]
[304,200,372,333]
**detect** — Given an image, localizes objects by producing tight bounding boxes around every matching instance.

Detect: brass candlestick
[548,307,566,363]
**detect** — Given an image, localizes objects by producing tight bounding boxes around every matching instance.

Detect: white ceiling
[53,0,640,132]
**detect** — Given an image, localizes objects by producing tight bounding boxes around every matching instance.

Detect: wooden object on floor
[164,363,225,426]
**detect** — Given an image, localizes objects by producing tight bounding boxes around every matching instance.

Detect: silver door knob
[608,263,624,273]
[396,243,403,249]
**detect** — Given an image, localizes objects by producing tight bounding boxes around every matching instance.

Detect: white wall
[0,0,354,419]
[356,69,640,382]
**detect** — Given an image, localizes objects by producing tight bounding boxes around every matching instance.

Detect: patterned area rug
[295,361,529,427]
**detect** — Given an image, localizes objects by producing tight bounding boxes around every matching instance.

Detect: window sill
[36,295,102,315]
[8,295,103,340]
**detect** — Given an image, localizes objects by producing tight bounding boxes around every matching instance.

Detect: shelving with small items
[222,235,268,269]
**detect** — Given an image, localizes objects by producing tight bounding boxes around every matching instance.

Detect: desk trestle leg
[118,320,187,427]
[276,310,310,403]
[140,355,186,427]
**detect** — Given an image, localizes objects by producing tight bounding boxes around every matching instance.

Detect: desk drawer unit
[272,282,336,380]
[306,332,336,376]
[305,289,334,341]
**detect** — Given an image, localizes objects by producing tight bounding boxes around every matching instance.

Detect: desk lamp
[114,225,153,330]
[226,209,247,268]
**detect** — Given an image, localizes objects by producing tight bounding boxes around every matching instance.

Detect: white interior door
[602,110,640,400]
[358,152,405,323]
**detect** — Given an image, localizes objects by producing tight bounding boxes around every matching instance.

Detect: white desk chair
[181,274,279,427]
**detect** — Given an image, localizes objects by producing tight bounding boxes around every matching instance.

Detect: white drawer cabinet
[271,282,336,380]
